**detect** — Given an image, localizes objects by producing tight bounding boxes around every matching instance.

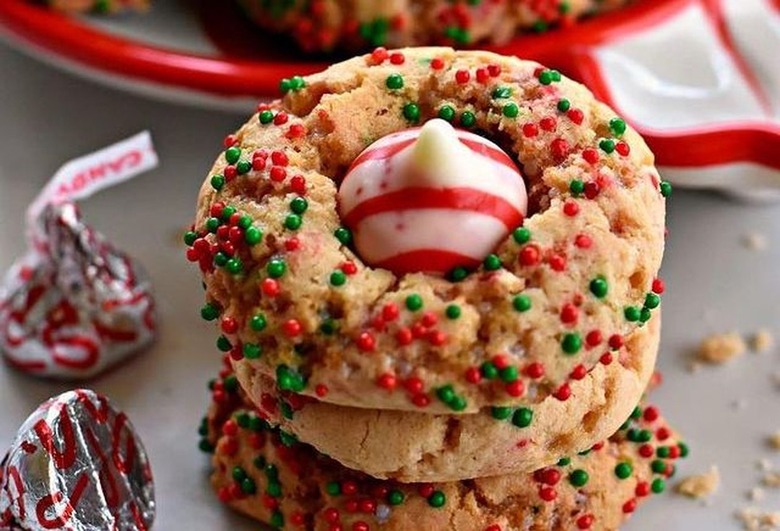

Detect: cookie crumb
[756,459,773,472]
[751,330,775,353]
[769,432,780,451]
[697,333,746,364]
[747,487,765,502]
[763,472,780,489]
[742,233,768,251]
[676,466,720,499]
[731,398,748,410]
[735,507,780,531]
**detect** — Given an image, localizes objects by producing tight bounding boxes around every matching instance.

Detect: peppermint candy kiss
[338,119,527,274]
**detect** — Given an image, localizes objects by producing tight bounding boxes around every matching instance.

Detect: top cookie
[189,47,668,414]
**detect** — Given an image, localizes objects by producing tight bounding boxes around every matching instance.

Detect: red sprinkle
[643,406,660,422]
[548,253,566,272]
[357,332,376,352]
[560,303,578,324]
[270,166,287,182]
[290,174,307,194]
[539,487,557,502]
[570,364,587,380]
[586,330,603,347]
[567,109,584,125]
[261,278,280,297]
[582,148,599,164]
[623,499,637,513]
[563,200,579,216]
[553,383,571,401]
[370,47,388,65]
[273,112,289,125]
[519,244,541,266]
[522,123,539,138]
[487,64,501,77]
[652,278,665,294]
[389,52,405,64]
[608,334,624,350]
[600,352,613,365]
[524,362,545,379]
[405,377,424,394]
[505,380,524,397]
[377,373,397,390]
[315,384,329,397]
[383,303,400,321]
[286,124,306,139]
[396,327,413,345]
[285,237,301,251]
[616,141,631,156]
[576,514,595,529]
[639,444,654,458]
[540,117,557,131]
[475,67,489,83]
[430,57,445,70]
[455,69,470,84]
[412,393,430,408]
[221,317,238,334]
[418,485,435,498]
[283,319,302,337]
[465,367,482,384]
[271,151,288,166]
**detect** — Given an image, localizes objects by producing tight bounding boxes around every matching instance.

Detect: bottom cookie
[201,365,687,531]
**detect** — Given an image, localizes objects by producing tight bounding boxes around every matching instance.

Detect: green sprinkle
[500,366,519,383]
[538,69,560,85]
[266,481,282,497]
[644,293,661,309]
[405,294,423,311]
[436,385,456,404]
[285,214,302,230]
[445,305,461,319]
[678,442,690,458]
[213,252,228,267]
[460,111,476,128]
[656,446,670,459]
[557,99,571,112]
[325,481,341,496]
[513,294,532,312]
[259,110,274,124]
[236,160,252,175]
[264,464,278,479]
[403,103,420,123]
[491,406,512,420]
[599,139,616,154]
[609,117,627,136]
[512,407,533,428]
[615,462,633,479]
[569,469,589,487]
[651,459,666,474]
[557,457,571,467]
[590,277,608,298]
[660,181,673,197]
[205,217,220,233]
[480,362,499,380]
[183,231,198,246]
[267,259,286,278]
[238,215,252,229]
[244,226,263,245]
[438,105,456,121]
[387,490,405,505]
[449,266,469,282]
[200,303,220,321]
[210,175,225,191]
[428,491,446,508]
[241,477,256,495]
[198,439,214,453]
[631,406,642,420]
[334,227,352,245]
[225,147,241,165]
[624,306,641,322]
[651,478,665,494]
[492,86,512,99]
[221,206,236,220]
[502,102,519,118]
[569,179,584,196]
[483,254,502,271]
[449,395,467,411]
[243,343,262,360]
[225,257,243,275]
[270,510,284,528]
[290,197,308,214]
[330,270,347,287]
[561,333,582,354]
[253,456,267,470]
[386,74,404,90]
[513,227,531,244]
[223,375,239,392]
[320,319,338,335]
[640,307,652,323]
[250,314,267,332]
[216,335,232,352]
[232,466,246,482]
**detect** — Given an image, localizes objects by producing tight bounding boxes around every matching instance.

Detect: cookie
[47,0,149,13]
[201,366,688,530]
[232,316,658,482]
[188,47,668,415]
[236,0,630,53]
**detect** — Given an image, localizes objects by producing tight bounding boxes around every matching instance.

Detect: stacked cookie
[189,47,680,529]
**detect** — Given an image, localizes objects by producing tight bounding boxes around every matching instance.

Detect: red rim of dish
[0,0,682,98]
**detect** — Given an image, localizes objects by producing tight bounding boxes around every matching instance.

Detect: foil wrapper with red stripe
[0,389,155,530]
[0,132,159,379]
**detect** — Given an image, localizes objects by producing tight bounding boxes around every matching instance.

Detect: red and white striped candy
[338,119,527,274]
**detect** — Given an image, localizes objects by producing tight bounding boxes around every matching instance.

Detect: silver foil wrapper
[0,203,157,379]
[0,390,155,530]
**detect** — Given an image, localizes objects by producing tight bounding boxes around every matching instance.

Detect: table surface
[0,42,778,531]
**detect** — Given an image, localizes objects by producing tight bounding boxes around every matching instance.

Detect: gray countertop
[0,42,778,530]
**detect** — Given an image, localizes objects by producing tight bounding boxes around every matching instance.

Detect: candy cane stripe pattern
[339,119,528,274]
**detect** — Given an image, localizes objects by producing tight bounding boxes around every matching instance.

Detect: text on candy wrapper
[53,149,147,200]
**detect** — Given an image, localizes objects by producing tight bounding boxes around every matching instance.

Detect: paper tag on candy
[0,390,155,530]
[0,133,159,379]
[27,131,158,244]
